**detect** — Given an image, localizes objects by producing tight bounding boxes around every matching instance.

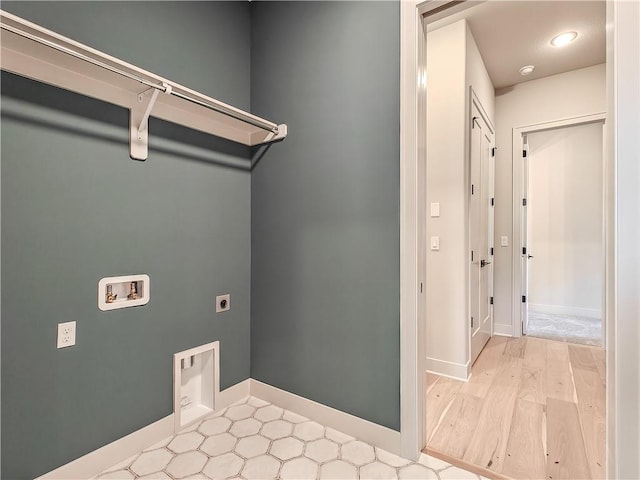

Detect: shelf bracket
[251,123,288,145]
[129,83,171,161]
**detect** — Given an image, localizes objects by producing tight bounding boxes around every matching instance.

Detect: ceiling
[428,1,606,89]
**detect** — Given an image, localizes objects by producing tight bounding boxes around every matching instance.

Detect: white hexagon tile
[95,396,487,480]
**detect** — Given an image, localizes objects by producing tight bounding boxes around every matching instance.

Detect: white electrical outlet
[57,321,76,348]
[216,294,230,313]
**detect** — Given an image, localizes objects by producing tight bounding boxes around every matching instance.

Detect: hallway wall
[425,20,494,377]
[1,3,252,478]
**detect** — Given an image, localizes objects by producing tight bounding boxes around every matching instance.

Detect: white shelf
[0,10,287,160]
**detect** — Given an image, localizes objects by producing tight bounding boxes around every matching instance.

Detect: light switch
[430,236,440,251]
[501,235,509,247]
[430,202,440,217]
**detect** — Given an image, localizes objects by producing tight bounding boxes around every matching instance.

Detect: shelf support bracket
[129,83,170,161]
[251,124,288,145]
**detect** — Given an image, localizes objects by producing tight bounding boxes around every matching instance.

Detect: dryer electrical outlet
[216,294,230,313]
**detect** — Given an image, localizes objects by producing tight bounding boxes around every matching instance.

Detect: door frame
[511,112,607,338]
[400,1,640,477]
[399,0,483,459]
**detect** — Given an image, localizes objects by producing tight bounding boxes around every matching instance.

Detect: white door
[521,136,530,335]
[470,99,495,366]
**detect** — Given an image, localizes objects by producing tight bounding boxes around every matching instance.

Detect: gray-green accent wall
[250,2,401,430]
[1,1,402,478]
[1,3,252,478]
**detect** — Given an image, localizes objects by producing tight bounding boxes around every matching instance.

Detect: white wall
[527,123,603,317]
[465,22,494,124]
[426,20,467,376]
[493,64,606,333]
[425,20,494,378]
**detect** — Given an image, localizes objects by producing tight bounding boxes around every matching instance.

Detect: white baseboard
[425,357,470,381]
[249,379,402,456]
[36,415,175,480]
[493,324,514,336]
[529,303,601,319]
[37,378,401,479]
[36,379,250,480]
[217,378,251,409]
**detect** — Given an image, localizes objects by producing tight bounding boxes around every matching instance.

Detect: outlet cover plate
[216,294,230,313]
[57,321,76,348]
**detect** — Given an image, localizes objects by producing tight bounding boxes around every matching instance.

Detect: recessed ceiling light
[519,65,535,76]
[551,31,578,47]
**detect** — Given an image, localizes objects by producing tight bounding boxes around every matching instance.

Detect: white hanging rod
[0,21,280,135]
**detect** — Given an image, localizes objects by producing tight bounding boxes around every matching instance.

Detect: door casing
[400,3,640,477]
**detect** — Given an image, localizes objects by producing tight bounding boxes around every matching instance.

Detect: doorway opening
[518,118,605,347]
[420,1,607,478]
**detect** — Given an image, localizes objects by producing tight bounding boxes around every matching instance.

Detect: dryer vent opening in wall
[173,341,221,432]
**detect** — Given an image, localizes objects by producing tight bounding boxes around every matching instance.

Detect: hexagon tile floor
[95,396,487,480]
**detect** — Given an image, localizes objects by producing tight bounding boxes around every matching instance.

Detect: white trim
[217,378,251,409]
[249,380,402,456]
[529,303,601,319]
[492,324,514,337]
[425,357,470,381]
[605,3,616,477]
[609,2,640,478]
[514,112,606,134]
[511,113,607,338]
[35,379,250,480]
[35,415,175,480]
[400,0,427,461]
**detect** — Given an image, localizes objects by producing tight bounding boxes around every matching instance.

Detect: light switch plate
[501,235,509,247]
[430,236,440,251]
[430,202,440,217]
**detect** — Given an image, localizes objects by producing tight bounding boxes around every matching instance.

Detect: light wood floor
[424,336,606,480]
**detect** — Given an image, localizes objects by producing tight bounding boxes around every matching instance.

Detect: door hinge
[420,282,423,293]
[490,296,494,305]
[523,198,527,206]
[522,295,527,303]
[522,247,527,255]
[490,247,494,256]
[491,197,495,206]
[523,149,528,158]
[472,116,478,128]
[471,250,474,261]
[471,184,475,195]
[471,316,474,328]
[491,147,496,157]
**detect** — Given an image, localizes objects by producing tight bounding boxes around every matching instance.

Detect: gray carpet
[527,311,602,346]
